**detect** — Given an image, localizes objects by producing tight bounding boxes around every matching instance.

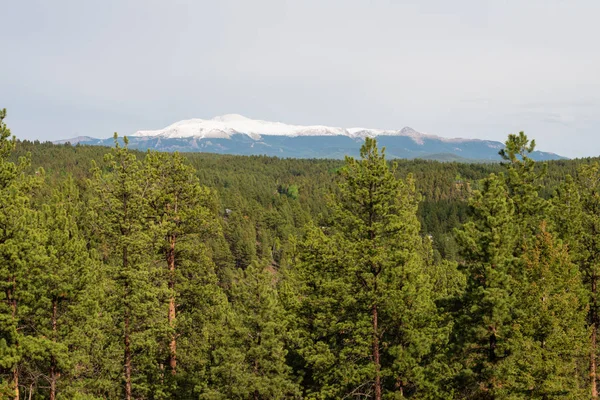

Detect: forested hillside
[3,109,600,399]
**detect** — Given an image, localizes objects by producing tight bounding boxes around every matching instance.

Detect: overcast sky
[2,0,599,158]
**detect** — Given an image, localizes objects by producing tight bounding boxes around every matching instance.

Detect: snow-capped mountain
[132,114,478,144]
[134,114,348,139]
[56,114,566,162]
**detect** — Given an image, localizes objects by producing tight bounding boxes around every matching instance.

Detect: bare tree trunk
[13,368,19,400]
[168,234,177,375]
[50,300,58,400]
[373,303,381,400]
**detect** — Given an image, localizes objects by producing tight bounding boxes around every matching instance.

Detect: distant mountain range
[55,114,566,161]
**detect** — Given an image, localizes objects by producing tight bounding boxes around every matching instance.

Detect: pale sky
[2,0,599,158]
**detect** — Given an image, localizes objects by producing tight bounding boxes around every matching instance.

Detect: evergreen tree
[0,109,45,399]
[145,151,219,376]
[291,138,437,399]
[499,223,588,399]
[144,151,235,398]
[17,177,98,399]
[453,132,586,399]
[499,132,548,239]
[170,241,232,399]
[453,173,519,398]
[207,261,299,399]
[225,210,258,269]
[89,135,166,399]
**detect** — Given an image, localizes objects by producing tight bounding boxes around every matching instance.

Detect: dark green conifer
[499,224,588,399]
[89,134,165,399]
[207,261,299,399]
[292,138,437,399]
[16,177,99,399]
[0,109,45,399]
[453,172,519,398]
[144,151,233,397]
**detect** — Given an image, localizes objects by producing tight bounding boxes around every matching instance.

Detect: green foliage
[205,261,300,399]
[452,172,520,397]
[500,132,548,240]
[89,135,168,398]
[290,138,442,398]
[500,225,588,398]
[451,133,589,399]
[0,109,46,398]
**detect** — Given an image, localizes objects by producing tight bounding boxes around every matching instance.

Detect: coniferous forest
[3,108,600,399]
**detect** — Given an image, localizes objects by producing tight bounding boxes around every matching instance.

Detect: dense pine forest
[2,108,600,399]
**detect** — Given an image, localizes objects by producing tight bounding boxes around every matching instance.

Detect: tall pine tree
[89,135,166,399]
[499,224,588,398]
[0,109,45,399]
[291,138,437,398]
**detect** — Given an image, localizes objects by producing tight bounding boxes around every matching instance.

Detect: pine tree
[0,109,45,399]
[143,151,238,399]
[499,132,548,239]
[453,132,587,399]
[89,134,165,399]
[498,223,588,399]
[16,177,97,399]
[291,138,437,398]
[145,151,220,378]
[207,261,300,399]
[225,210,258,269]
[170,241,232,398]
[453,172,519,398]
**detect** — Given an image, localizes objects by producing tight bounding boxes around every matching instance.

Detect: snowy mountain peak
[133,115,348,140]
[133,115,452,144]
[400,126,418,135]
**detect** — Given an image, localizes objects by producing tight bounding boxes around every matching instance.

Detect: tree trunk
[50,300,58,400]
[168,233,177,375]
[13,368,19,400]
[123,246,132,400]
[50,363,57,400]
[592,277,598,399]
[373,303,381,400]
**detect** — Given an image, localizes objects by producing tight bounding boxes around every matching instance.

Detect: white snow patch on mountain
[133,114,479,145]
[134,114,348,139]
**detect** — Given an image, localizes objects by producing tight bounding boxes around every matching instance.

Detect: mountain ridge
[132,114,491,144]
[55,115,566,162]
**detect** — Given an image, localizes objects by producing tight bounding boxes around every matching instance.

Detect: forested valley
[2,108,600,399]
